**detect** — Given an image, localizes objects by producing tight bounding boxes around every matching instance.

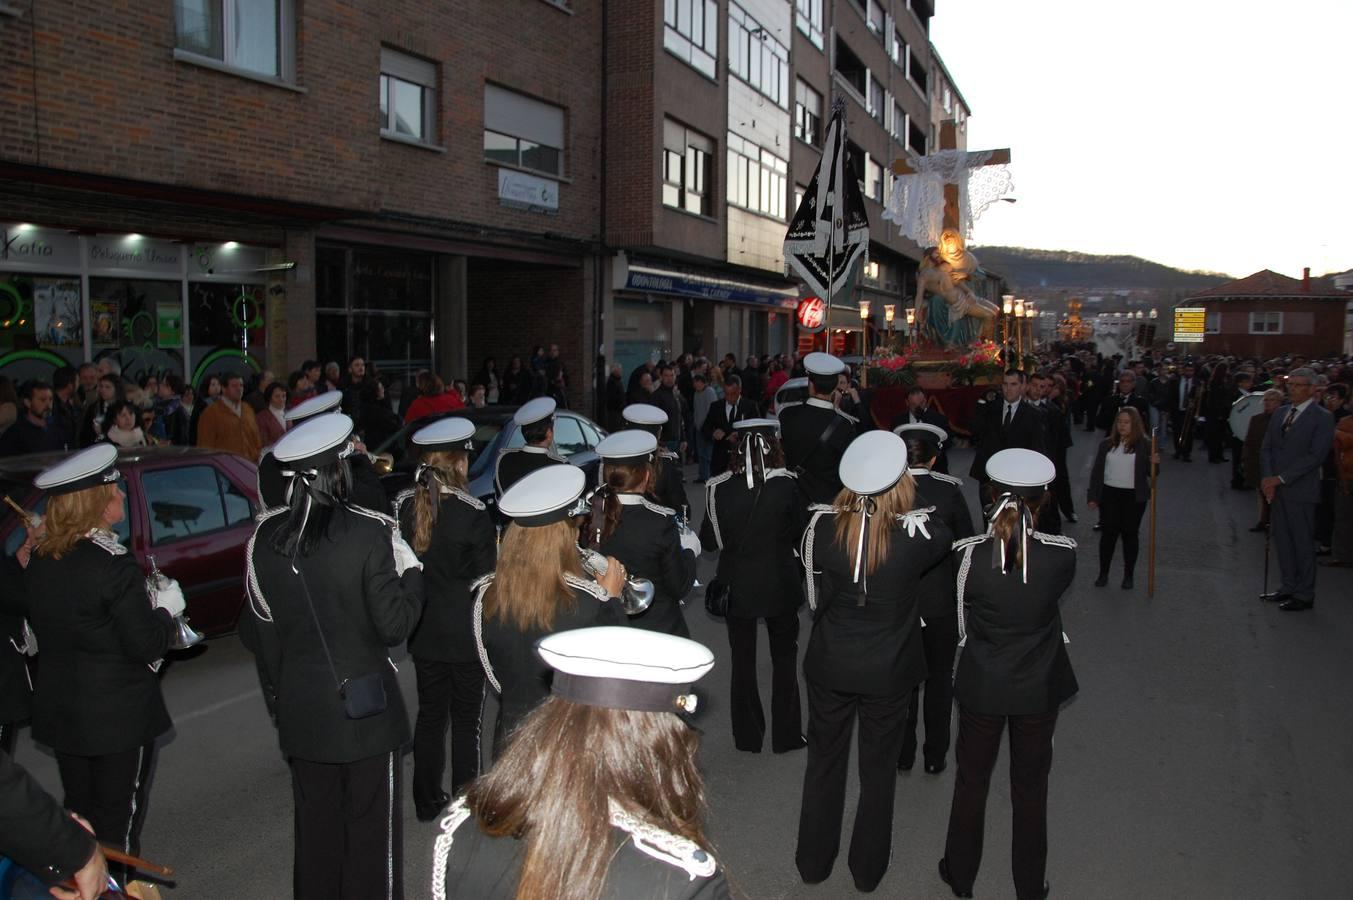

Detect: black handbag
[295,563,388,720]
[703,483,763,619]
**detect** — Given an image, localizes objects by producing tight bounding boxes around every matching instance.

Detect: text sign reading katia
[1173,307,1206,343]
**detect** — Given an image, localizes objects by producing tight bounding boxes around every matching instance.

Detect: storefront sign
[796,296,828,333]
[86,236,182,275]
[0,225,81,270]
[497,170,559,213]
[615,256,800,309]
[1173,307,1205,344]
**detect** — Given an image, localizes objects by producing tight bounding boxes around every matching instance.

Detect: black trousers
[944,706,1059,900]
[1170,411,1194,458]
[1052,456,1075,519]
[55,743,155,856]
[902,613,959,767]
[796,683,910,892]
[1229,437,1247,487]
[1204,417,1228,462]
[412,657,484,804]
[291,751,402,900]
[0,721,18,758]
[1097,485,1146,574]
[726,611,802,753]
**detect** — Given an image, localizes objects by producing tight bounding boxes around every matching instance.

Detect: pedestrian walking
[1087,407,1159,590]
[796,431,951,892]
[393,418,496,823]
[240,413,425,900]
[940,448,1078,900]
[700,375,757,478]
[433,626,728,899]
[698,418,806,754]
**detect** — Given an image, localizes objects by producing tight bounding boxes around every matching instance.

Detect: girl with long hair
[1087,406,1160,589]
[698,418,806,753]
[20,444,181,874]
[393,419,497,822]
[240,413,425,899]
[78,373,122,446]
[795,431,952,892]
[474,465,625,758]
[941,448,1078,900]
[594,430,699,637]
[434,626,727,900]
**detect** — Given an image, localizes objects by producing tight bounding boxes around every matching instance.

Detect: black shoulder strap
[795,412,846,477]
[292,560,345,694]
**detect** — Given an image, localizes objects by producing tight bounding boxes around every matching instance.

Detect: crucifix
[885,120,1013,348]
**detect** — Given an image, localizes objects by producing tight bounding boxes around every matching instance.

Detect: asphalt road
[13,429,1353,898]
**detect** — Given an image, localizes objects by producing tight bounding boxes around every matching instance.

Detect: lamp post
[884,303,895,343]
[905,307,916,348]
[1014,298,1026,366]
[859,300,871,385]
[1002,294,1014,365]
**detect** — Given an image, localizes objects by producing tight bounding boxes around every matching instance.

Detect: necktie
[1283,407,1297,434]
[1002,404,1013,429]
[727,403,734,423]
[1182,379,1189,404]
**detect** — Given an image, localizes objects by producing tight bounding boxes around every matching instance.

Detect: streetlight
[884,303,895,342]
[859,301,871,382]
[905,307,916,348]
[1001,295,1015,361]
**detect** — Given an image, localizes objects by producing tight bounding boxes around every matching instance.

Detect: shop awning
[614,254,799,309]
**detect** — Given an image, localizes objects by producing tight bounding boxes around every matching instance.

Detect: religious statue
[913,228,999,347]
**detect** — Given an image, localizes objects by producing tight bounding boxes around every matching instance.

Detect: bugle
[578,547,655,615]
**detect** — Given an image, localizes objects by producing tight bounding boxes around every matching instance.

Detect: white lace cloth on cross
[882,150,1014,246]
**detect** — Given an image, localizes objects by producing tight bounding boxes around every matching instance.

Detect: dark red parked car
[0,446,260,637]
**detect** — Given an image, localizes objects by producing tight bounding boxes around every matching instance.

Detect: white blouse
[1103,444,1136,489]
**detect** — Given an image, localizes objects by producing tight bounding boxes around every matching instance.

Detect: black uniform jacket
[1096,390,1151,433]
[241,505,425,764]
[800,504,952,695]
[433,797,730,900]
[494,445,566,496]
[889,406,952,474]
[0,554,32,725]
[701,395,758,474]
[0,751,97,887]
[395,486,497,664]
[23,532,174,756]
[911,469,976,620]
[651,449,687,513]
[597,495,697,636]
[969,399,1047,481]
[779,398,857,505]
[698,468,805,619]
[473,574,623,737]
[952,531,1079,716]
[257,449,388,512]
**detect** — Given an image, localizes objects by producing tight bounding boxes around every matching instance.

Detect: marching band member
[894,422,975,774]
[394,418,497,822]
[940,449,1078,900]
[241,413,425,900]
[256,390,387,511]
[474,465,625,758]
[622,402,688,511]
[795,431,951,892]
[493,397,565,497]
[20,444,182,866]
[698,418,806,753]
[779,352,858,507]
[593,430,699,636]
[434,626,728,900]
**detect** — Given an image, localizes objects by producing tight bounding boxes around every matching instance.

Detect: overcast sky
[929,0,1353,279]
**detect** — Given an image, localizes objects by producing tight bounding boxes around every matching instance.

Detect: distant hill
[972,247,1232,294]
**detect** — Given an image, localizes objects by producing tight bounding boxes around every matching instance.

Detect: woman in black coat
[1086,406,1159,589]
[394,418,497,822]
[796,431,952,893]
[698,418,806,753]
[940,448,1078,900]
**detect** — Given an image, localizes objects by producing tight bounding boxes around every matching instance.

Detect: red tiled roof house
[1182,269,1350,358]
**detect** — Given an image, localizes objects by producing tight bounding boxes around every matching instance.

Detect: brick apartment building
[0,0,968,412]
[1183,269,1351,359]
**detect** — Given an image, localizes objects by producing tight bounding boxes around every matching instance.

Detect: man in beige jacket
[196,373,262,461]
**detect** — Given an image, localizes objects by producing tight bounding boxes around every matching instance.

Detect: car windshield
[378,418,507,471]
[1,476,132,556]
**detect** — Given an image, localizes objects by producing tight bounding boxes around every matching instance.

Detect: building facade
[0,0,969,412]
[1183,269,1349,359]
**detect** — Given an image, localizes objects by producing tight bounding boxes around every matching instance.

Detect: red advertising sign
[796,296,827,333]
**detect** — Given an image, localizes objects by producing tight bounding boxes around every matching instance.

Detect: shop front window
[188,282,267,388]
[89,278,185,384]
[315,245,433,379]
[0,273,84,383]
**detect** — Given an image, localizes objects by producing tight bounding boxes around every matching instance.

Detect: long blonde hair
[484,518,585,632]
[36,483,119,560]
[990,491,1047,572]
[831,474,918,578]
[410,450,469,554]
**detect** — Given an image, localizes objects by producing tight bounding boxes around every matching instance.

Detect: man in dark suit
[1027,371,1068,532]
[890,386,952,474]
[1166,362,1202,461]
[1259,368,1336,611]
[1097,371,1152,435]
[702,375,758,476]
[969,369,1047,504]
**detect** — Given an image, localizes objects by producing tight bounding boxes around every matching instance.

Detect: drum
[1228,392,1264,439]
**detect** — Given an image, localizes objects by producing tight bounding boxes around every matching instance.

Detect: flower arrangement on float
[863,339,1004,388]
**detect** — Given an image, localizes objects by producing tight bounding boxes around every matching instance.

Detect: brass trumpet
[578,547,655,615]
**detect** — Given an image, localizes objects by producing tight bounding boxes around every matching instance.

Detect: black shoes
[1094,572,1109,587]
[1065,513,1078,523]
[898,754,914,772]
[1121,574,1134,590]
[924,759,947,775]
[1279,597,1314,612]
[1259,591,1290,603]
[1092,522,1103,532]
[415,791,451,823]
[1248,523,1268,533]
[938,858,973,898]
[773,735,808,754]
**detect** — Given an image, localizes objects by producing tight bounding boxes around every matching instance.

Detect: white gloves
[392,534,423,575]
[679,527,702,556]
[152,579,187,618]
